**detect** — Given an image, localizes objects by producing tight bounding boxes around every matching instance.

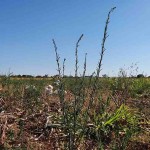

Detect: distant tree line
[0,74,50,78]
[0,74,149,78]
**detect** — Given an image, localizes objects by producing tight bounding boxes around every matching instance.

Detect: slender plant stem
[87,7,116,118]
[75,34,84,77]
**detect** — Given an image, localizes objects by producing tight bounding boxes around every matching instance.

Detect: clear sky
[0,0,150,76]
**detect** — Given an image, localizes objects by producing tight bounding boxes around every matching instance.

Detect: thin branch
[52,39,61,77]
[63,58,66,77]
[87,7,116,113]
[75,34,84,77]
[96,7,116,77]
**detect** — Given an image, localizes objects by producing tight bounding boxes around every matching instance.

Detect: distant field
[0,77,53,80]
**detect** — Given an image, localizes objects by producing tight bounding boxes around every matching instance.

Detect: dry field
[0,77,150,149]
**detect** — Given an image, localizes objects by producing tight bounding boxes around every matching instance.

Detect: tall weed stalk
[52,7,139,150]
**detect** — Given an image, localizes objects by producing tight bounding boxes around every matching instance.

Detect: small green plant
[23,84,41,114]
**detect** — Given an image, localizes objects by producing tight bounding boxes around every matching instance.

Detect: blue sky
[0,0,150,76]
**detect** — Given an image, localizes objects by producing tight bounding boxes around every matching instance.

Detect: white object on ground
[45,85,54,96]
